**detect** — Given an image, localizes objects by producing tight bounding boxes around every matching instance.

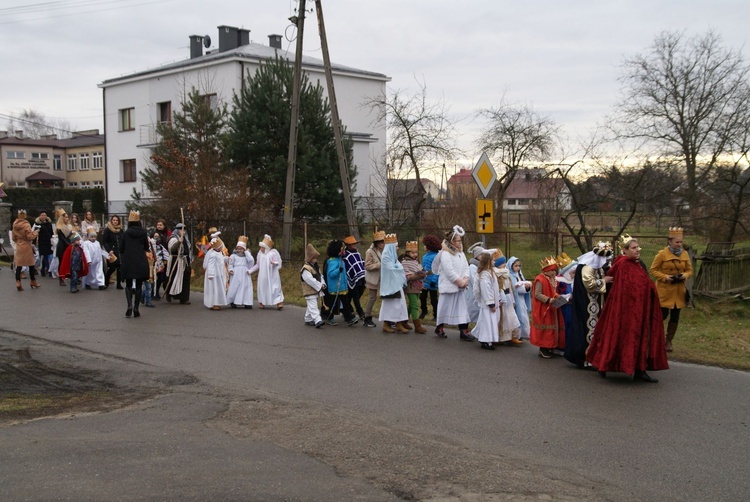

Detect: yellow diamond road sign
[471,152,497,198]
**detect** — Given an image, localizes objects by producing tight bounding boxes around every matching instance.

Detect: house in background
[99,25,390,215]
[503,168,571,211]
[0,130,105,189]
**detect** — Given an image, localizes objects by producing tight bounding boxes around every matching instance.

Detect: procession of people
[8,208,682,383]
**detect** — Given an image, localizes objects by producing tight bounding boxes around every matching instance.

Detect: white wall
[103,58,387,215]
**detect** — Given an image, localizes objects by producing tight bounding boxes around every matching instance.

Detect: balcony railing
[138,121,171,147]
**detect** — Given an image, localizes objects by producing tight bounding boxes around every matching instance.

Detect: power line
[0,0,173,25]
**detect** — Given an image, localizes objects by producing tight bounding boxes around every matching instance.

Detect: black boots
[133,288,141,318]
[126,289,133,318]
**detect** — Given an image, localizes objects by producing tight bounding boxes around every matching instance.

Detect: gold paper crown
[492,248,504,260]
[261,234,274,248]
[128,210,140,222]
[540,256,558,270]
[384,233,398,244]
[556,252,572,268]
[373,230,386,242]
[405,241,418,252]
[618,234,636,249]
[210,237,224,250]
[668,227,683,239]
[55,208,65,219]
[17,209,27,217]
[237,235,248,248]
[86,226,98,235]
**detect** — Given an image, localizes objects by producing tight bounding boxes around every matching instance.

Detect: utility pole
[315,0,358,238]
[281,0,306,261]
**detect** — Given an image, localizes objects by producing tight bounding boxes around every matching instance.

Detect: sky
[1,0,748,170]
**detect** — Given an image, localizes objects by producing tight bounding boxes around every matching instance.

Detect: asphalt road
[1,276,748,500]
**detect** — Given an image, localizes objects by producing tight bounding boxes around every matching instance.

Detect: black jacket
[35,217,54,255]
[119,224,149,281]
[102,225,122,259]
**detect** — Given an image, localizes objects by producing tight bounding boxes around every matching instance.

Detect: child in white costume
[471,251,501,350]
[227,236,255,309]
[300,243,326,328]
[493,252,523,345]
[82,227,109,290]
[203,237,228,310]
[250,234,284,309]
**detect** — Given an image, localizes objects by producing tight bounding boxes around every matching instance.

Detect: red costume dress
[530,272,565,350]
[586,255,669,374]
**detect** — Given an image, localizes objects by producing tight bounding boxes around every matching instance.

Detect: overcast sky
[1,0,748,168]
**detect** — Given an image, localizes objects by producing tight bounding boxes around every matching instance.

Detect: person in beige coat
[11,209,40,291]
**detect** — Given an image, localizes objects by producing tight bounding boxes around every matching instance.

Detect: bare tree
[614,31,750,223]
[476,99,558,223]
[366,78,461,222]
[5,109,74,138]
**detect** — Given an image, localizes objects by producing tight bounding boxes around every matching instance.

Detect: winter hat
[305,243,320,262]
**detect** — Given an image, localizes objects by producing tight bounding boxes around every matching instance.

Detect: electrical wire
[0,0,174,25]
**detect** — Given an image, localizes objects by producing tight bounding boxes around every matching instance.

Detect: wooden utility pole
[315,0,358,238]
[281,0,306,261]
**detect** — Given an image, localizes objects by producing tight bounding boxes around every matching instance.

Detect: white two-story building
[99,25,390,215]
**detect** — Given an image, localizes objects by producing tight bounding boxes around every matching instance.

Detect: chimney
[189,35,203,58]
[268,34,282,49]
[0,131,7,139]
[15,130,23,139]
[238,28,250,47]
[218,25,239,52]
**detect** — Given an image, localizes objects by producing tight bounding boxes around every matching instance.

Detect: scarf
[106,221,122,233]
[441,239,462,256]
[667,245,683,256]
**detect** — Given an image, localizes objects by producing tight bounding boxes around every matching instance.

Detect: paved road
[1,278,748,500]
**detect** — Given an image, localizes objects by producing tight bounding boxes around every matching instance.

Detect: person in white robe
[82,227,109,290]
[465,242,486,324]
[203,237,228,310]
[250,234,284,309]
[378,233,409,333]
[301,243,326,327]
[227,236,255,309]
[471,251,502,349]
[434,225,476,341]
[494,253,523,345]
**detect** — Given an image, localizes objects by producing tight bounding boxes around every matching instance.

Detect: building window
[201,93,218,111]
[93,180,104,188]
[53,154,62,170]
[119,108,135,131]
[31,152,49,159]
[14,181,26,187]
[80,181,91,188]
[92,151,103,169]
[121,159,136,182]
[158,101,172,123]
[6,151,25,159]
[67,154,77,171]
[68,182,78,188]
[79,153,90,170]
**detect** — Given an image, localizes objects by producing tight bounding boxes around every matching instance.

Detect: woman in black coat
[119,212,150,318]
[55,211,73,286]
[102,215,124,289]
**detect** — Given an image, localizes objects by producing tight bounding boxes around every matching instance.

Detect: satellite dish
[203,35,211,48]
